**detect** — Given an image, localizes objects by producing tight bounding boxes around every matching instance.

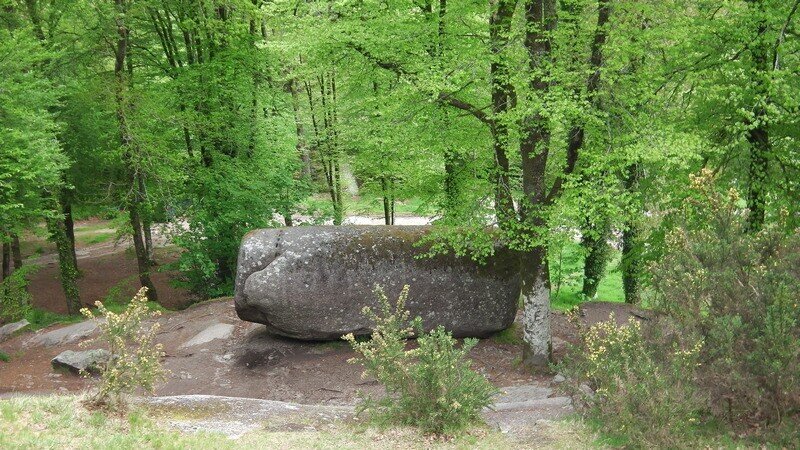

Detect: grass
[549,241,625,312]
[0,395,604,449]
[76,231,117,247]
[300,194,434,220]
[24,308,84,331]
[0,351,9,362]
[491,323,523,346]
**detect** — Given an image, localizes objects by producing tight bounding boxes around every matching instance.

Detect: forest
[1,0,799,448]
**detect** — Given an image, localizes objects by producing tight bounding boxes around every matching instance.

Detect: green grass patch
[24,308,84,331]
[490,323,522,346]
[75,231,116,247]
[0,351,9,362]
[0,395,552,449]
[300,194,434,220]
[549,241,625,312]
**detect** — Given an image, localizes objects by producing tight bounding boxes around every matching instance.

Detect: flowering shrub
[652,170,800,434]
[560,171,800,446]
[343,285,496,435]
[557,314,704,447]
[80,287,165,411]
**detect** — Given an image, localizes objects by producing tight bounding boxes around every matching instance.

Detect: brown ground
[18,219,194,313]
[0,298,644,403]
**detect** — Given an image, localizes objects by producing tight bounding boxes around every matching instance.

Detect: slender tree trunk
[746,125,769,231]
[138,175,156,265]
[2,239,10,280]
[289,78,312,179]
[382,177,392,225]
[581,218,611,299]
[490,0,516,228]
[61,193,78,270]
[46,214,81,314]
[622,163,642,304]
[745,2,771,232]
[11,234,22,271]
[113,0,158,302]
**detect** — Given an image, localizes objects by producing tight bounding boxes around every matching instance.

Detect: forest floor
[0,297,641,447]
[0,297,642,401]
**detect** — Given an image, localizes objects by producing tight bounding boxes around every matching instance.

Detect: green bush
[557,314,704,448]
[559,170,800,447]
[343,285,496,436]
[80,287,166,411]
[0,265,36,323]
[652,170,800,432]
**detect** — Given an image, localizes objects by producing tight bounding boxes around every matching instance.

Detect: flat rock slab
[235,226,520,340]
[0,320,29,341]
[27,320,99,348]
[180,323,236,348]
[141,384,572,440]
[51,349,111,375]
[143,395,354,439]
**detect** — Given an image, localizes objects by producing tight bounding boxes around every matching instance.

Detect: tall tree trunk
[621,163,642,304]
[519,0,557,369]
[138,175,156,265]
[61,192,78,271]
[2,238,10,280]
[581,218,611,299]
[745,1,771,232]
[382,177,392,225]
[289,78,312,179]
[490,0,516,227]
[113,0,158,302]
[11,234,22,271]
[47,213,81,314]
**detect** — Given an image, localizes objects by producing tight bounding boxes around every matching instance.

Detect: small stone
[552,374,566,384]
[51,349,111,375]
[0,319,30,341]
[579,383,595,398]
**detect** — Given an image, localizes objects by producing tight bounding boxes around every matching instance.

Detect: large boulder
[234,226,520,340]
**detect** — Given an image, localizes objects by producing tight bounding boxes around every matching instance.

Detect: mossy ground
[0,395,600,449]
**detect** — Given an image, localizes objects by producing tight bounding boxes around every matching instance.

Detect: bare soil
[0,297,643,403]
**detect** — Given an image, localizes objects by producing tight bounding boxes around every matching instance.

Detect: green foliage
[560,171,800,447]
[24,308,83,331]
[172,154,297,298]
[344,285,496,436]
[80,288,166,411]
[0,352,9,363]
[0,265,36,323]
[652,170,800,430]
[0,27,67,235]
[557,315,705,448]
[549,240,625,311]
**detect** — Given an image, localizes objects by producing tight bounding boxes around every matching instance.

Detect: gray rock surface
[142,384,573,440]
[51,349,111,374]
[27,320,99,347]
[234,226,520,340]
[0,319,29,341]
[180,323,236,348]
